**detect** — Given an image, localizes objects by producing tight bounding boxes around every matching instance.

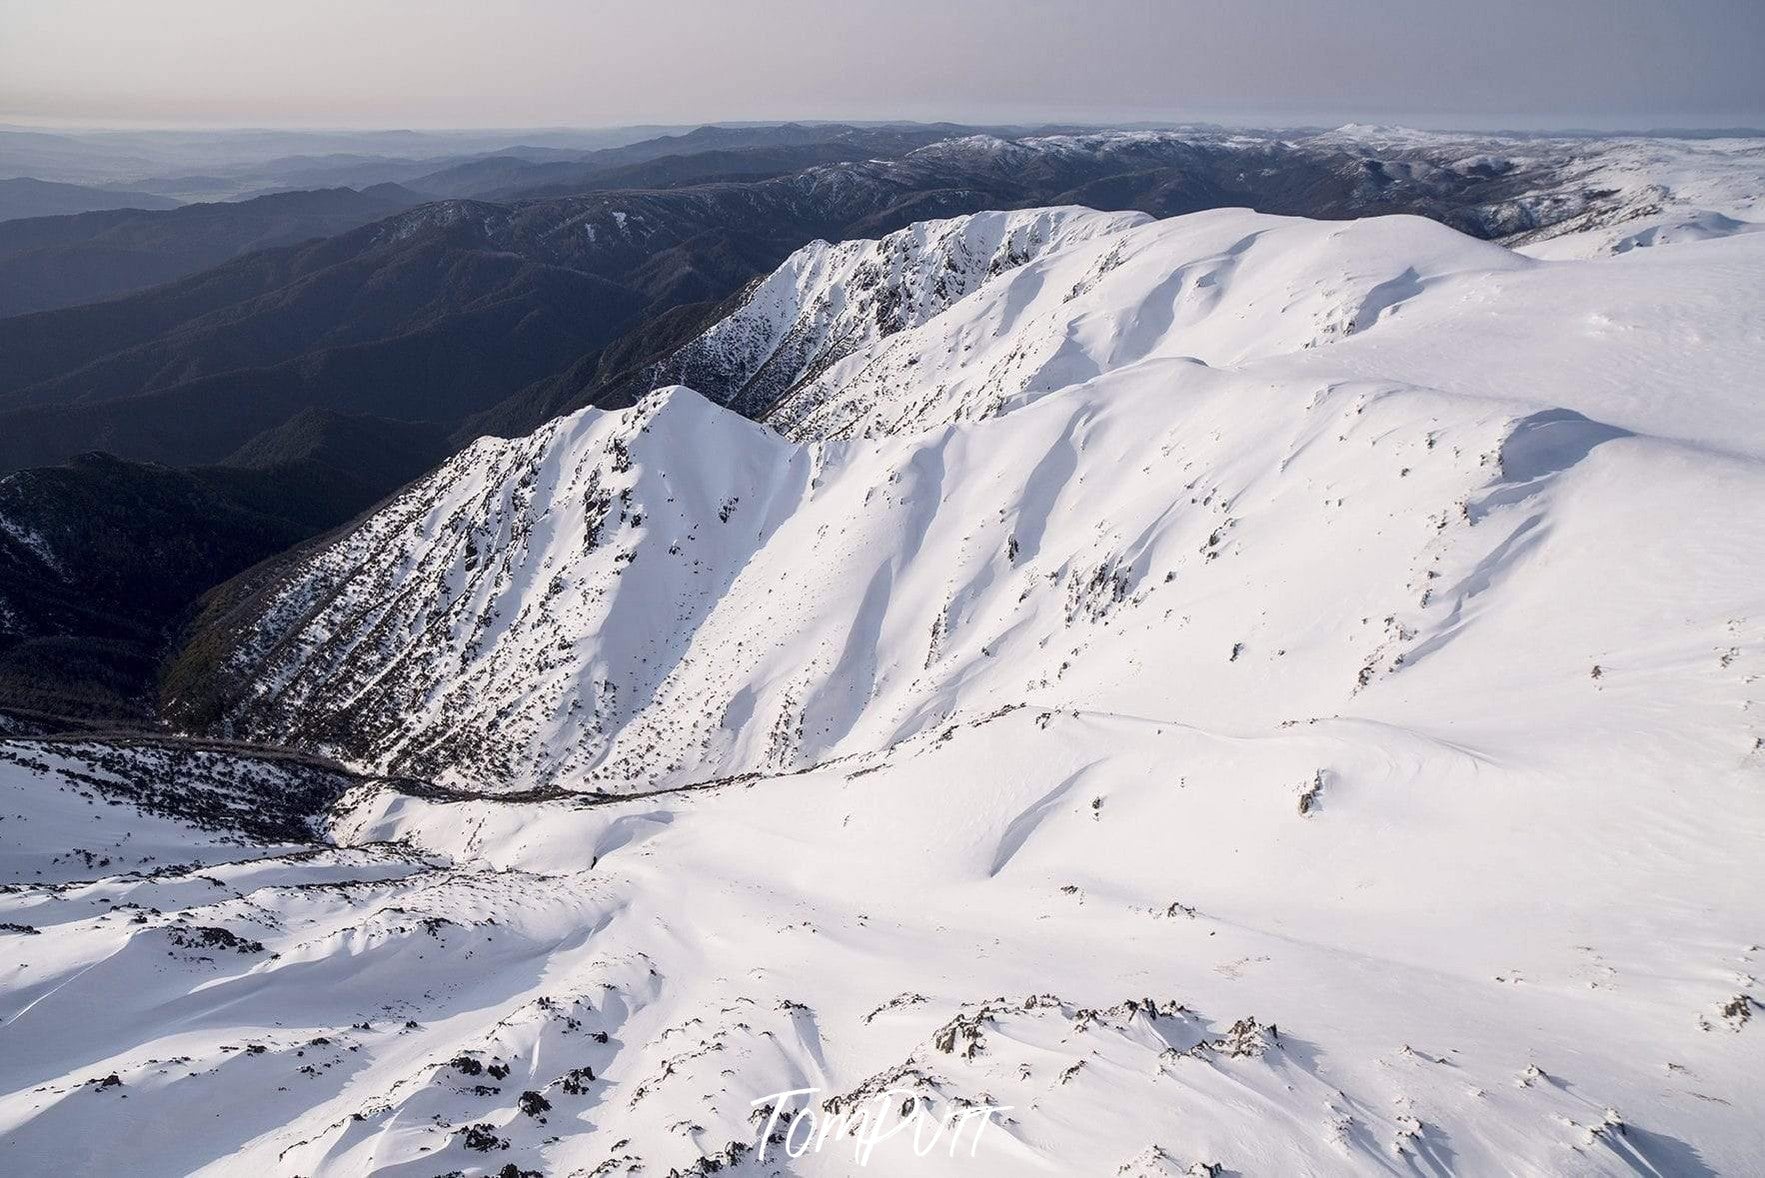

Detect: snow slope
[645,207,1148,418]
[8,205,1765,1175]
[759,210,1531,440]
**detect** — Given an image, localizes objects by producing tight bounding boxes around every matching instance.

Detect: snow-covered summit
[646,206,1146,418]
[762,208,1531,440]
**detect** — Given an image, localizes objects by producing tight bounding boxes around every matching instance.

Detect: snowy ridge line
[756,209,1537,442]
[640,206,1148,420]
[167,208,1765,804]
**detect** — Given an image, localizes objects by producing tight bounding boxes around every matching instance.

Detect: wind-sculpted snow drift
[6,204,1765,1175]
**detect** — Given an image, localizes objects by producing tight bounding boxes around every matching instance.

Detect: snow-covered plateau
[4,194,1764,1175]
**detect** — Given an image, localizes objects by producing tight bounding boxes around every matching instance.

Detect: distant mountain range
[0,123,685,196]
[402,122,964,199]
[0,176,181,222]
[0,183,427,317]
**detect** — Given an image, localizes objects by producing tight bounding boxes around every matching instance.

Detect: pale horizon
[4,0,1761,133]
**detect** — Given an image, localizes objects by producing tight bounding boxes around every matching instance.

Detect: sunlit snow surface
[5,198,1765,1175]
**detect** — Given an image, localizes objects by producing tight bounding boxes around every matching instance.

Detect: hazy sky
[3,0,1762,131]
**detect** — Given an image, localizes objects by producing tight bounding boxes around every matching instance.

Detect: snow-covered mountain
[7,199,1765,1175]
[176,206,1764,793]
[642,207,1147,418]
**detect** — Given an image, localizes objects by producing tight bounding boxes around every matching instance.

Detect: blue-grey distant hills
[0,176,181,222]
[0,183,427,318]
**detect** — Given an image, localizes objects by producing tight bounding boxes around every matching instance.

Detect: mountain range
[10,125,1761,476]
[0,177,181,223]
[2,166,1761,1173]
[1,123,1761,728]
[0,183,427,318]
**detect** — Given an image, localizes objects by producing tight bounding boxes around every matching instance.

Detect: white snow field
[4,201,1764,1176]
